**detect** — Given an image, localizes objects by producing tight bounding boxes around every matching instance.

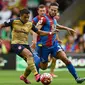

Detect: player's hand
[58,40,62,44]
[51,29,59,34]
[54,29,59,32]
[67,28,76,35]
[30,41,36,49]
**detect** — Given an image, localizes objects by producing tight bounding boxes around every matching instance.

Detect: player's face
[38,8,46,16]
[21,13,30,23]
[49,6,58,17]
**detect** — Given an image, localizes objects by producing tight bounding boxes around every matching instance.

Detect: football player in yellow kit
[0,8,58,84]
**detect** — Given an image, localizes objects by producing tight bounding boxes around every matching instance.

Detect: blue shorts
[36,41,63,63]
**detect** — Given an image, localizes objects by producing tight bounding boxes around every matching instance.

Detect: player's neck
[20,17,27,24]
[47,14,54,19]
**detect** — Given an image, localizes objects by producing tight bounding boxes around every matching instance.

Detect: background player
[0,8,58,84]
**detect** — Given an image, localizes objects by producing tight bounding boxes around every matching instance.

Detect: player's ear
[37,10,39,14]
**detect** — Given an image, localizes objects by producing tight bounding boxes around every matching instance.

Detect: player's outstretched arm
[56,24,76,35]
[0,24,6,29]
[0,19,13,29]
[30,30,37,49]
[32,24,59,36]
[37,29,59,36]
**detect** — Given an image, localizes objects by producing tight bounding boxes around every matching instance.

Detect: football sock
[66,63,78,79]
[50,60,56,73]
[33,53,40,73]
[24,67,31,78]
[27,57,38,76]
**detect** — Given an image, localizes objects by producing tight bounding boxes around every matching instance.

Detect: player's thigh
[11,44,32,59]
[36,46,50,62]
[51,42,63,58]
[56,51,70,64]
[37,46,50,70]
[51,57,56,63]
[40,62,48,70]
[20,48,32,59]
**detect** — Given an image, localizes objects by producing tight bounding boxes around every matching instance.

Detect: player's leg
[20,52,41,84]
[11,44,40,83]
[20,53,41,84]
[56,51,85,83]
[33,52,40,73]
[20,67,31,84]
[20,47,40,82]
[50,57,57,78]
[52,41,85,83]
[37,46,50,70]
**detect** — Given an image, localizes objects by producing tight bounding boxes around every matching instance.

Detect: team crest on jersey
[38,17,44,24]
[18,46,22,50]
[38,19,43,24]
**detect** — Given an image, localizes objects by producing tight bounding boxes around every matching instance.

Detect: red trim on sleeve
[38,16,46,25]
[32,20,36,25]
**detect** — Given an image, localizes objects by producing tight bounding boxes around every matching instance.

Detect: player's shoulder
[11,17,21,23]
[26,21,33,27]
[40,16,46,20]
[27,21,32,24]
[33,15,40,20]
[4,18,19,25]
[40,14,47,19]
[39,15,47,23]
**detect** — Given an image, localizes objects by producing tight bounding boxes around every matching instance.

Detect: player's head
[37,4,46,16]
[20,8,30,23]
[48,2,59,17]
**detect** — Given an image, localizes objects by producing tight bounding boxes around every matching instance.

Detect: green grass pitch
[0,70,85,85]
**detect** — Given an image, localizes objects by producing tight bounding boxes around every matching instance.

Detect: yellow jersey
[4,18,38,44]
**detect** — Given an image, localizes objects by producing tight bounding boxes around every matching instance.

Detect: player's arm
[35,17,46,30]
[56,34,62,44]
[56,24,76,35]
[0,19,13,29]
[0,24,6,29]
[30,30,37,49]
[32,24,58,36]
[0,19,13,43]
[30,30,37,42]
[31,16,46,48]
[32,18,38,43]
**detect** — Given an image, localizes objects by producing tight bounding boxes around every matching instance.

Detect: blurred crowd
[62,25,85,53]
[0,0,85,54]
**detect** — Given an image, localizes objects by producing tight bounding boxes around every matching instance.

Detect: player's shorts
[36,40,63,63]
[11,44,33,55]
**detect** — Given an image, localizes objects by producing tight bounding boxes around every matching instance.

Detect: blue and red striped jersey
[32,14,59,46]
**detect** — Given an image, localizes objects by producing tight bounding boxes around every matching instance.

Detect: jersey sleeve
[32,17,38,25]
[55,19,60,26]
[4,19,14,27]
[31,24,38,32]
[38,16,46,25]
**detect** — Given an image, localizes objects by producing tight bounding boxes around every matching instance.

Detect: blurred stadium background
[0,0,85,85]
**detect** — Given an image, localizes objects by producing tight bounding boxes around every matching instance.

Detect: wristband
[49,32,52,35]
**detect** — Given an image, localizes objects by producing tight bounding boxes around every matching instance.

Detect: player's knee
[28,53,32,57]
[65,59,71,65]
[40,63,48,70]
[52,58,56,62]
